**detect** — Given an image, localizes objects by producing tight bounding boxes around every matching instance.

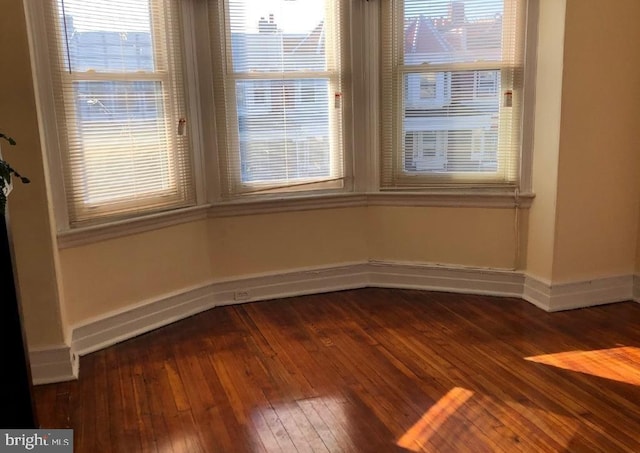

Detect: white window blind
[44,0,195,226]
[381,0,526,189]
[209,0,347,197]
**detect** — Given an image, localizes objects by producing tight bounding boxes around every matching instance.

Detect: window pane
[229,0,328,72]
[72,81,173,204]
[59,0,155,72]
[404,0,504,65]
[236,79,331,183]
[75,81,162,121]
[403,70,500,173]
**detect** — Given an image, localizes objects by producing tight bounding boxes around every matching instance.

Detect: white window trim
[518,0,539,194]
[25,0,539,248]
[24,0,71,230]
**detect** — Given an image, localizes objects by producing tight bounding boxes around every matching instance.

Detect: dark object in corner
[0,213,38,428]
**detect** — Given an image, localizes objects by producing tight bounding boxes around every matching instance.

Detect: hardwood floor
[34,288,640,452]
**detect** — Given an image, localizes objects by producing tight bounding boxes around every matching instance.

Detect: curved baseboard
[31,263,637,384]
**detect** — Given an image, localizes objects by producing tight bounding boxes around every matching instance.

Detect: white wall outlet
[234,290,251,301]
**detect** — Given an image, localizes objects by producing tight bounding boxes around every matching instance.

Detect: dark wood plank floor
[34,288,640,452]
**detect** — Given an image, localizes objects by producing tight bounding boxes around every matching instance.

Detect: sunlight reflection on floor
[525,346,640,386]
[250,396,351,452]
[397,387,473,451]
[396,387,579,452]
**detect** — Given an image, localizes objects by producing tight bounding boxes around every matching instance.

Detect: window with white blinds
[381,0,526,189]
[209,0,347,197]
[44,0,195,226]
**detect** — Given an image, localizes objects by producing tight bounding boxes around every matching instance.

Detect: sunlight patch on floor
[397,387,473,451]
[397,388,579,452]
[525,346,640,386]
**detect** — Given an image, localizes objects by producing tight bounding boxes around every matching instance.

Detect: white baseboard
[523,274,633,312]
[29,345,78,385]
[522,275,552,310]
[369,260,524,297]
[72,262,370,356]
[634,275,640,303]
[71,261,523,359]
[33,262,635,385]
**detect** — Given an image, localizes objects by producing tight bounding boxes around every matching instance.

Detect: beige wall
[527,0,640,283]
[59,220,213,325]
[551,0,640,282]
[206,208,368,278]
[60,204,524,327]
[60,208,369,325]
[59,205,524,326]
[368,206,522,269]
[1,0,66,347]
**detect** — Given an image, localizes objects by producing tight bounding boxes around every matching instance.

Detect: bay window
[28,0,533,234]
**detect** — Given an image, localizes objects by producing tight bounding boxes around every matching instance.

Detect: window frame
[208,0,353,200]
[379,0,535,191]
[28,0,198,228]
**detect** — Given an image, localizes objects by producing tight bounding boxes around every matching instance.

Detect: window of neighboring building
[381,0,527,189]
[42,0,195,227]
[405,131,448,172]
[474,70,500,98]
[405,72,451,109]
[209,0,348,197]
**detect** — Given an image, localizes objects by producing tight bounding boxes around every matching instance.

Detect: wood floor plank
[34,288,640,452]
[128,344,160,453]
[92,352,112,453]
[106,348,142,453]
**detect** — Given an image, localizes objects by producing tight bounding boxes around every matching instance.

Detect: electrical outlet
[234,290,251,301]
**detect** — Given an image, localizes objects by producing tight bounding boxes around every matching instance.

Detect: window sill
[369,190,535,209]
[57,190,534,248]
[57,205,210,249]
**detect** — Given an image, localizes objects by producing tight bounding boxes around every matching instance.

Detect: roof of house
[405,12,503,56]
[283,21,325,55]
[405,15,452,54]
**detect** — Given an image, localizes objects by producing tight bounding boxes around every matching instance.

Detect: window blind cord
[60,0,73,73]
